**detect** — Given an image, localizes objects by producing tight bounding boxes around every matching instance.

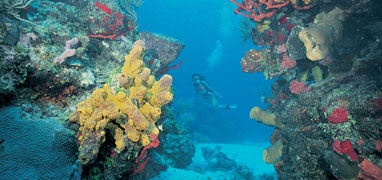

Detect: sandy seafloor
[151,143,275,180]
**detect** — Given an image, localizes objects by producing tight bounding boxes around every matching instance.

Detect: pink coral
[374,98,382,110]
[53,37,78,64]
[65,37,78,50]
[360,158,382,180]
[332,140,359,161]
[376,139,382,151]
[289,80,310,94]
[281,53,296,69]
[277,44,287,54]
[328,108,349,124]
[53,49,75,64]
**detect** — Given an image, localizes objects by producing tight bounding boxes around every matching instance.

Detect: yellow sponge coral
[263,139,284,164]
[70,40,174,165]
[250,106,285,128]
[114,128,126,151]
[148,75,173,107]
[121,45,144,77]
[140,103,161,123]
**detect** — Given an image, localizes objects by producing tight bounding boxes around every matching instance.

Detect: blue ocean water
[137,0,274,143]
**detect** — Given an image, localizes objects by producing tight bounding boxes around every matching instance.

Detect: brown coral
[298,24,333,61]
[250,106,285,128]
[299,7,344,61]
[263,139,284,164]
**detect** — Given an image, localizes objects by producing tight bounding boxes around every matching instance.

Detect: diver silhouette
[192,74,237,110]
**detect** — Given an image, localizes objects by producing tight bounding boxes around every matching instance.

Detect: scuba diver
[192,74,237,110]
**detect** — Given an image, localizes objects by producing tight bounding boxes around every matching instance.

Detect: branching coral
[70,40,173,165]
[0,0,37,25]
[230,0,312,22]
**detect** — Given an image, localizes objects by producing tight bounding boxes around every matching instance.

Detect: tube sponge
[114,128,126,151]
[299,7,344,61]
[263,139,284,164]
[250,106,285,128]
[299,24,333,61]
[121,45,145,81]
[148,75,173,107]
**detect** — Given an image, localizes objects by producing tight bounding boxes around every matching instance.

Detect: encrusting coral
[69,40,173,165]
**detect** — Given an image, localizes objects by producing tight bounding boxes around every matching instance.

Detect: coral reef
[235,0,382,179]
[0,0,185,179]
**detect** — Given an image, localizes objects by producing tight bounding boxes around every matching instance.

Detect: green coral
[14,45,28,53]
[318,119,361,141]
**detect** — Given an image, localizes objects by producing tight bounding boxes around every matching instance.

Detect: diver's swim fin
[225,104,237,109]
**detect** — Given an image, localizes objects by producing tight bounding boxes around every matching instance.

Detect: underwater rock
[160,129,196,169]
[1,18,20,46]
[139,32,184,74]
[286,26,306,61]
[79,69,96,87]
[326,151,360,180]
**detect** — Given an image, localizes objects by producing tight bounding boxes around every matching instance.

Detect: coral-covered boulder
[241,49,268,73]
[0,107,76,179]
[140,32,184,74]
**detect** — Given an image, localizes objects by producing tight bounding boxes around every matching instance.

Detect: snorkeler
[192,74,237,110]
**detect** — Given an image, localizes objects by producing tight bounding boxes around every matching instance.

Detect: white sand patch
[151,143,276,180]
